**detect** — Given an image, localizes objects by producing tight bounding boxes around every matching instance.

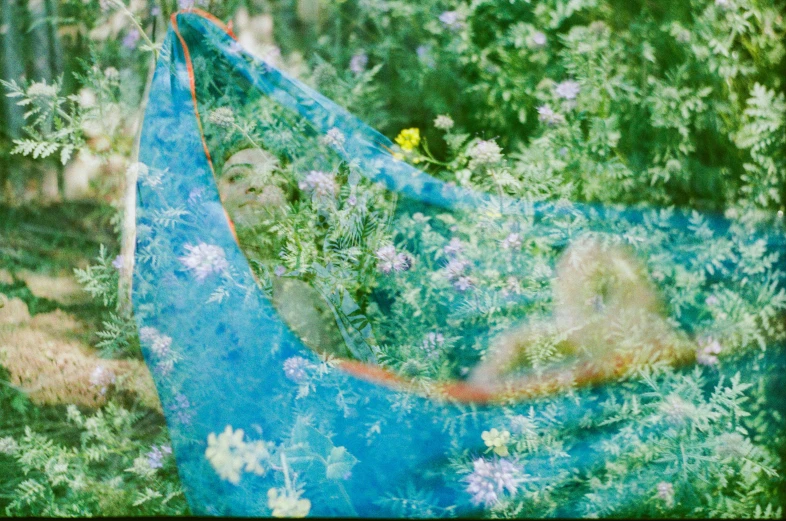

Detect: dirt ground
[0,203,161,412]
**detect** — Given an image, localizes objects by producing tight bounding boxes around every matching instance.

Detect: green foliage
[3,0,786,517]
[1,403,187,516]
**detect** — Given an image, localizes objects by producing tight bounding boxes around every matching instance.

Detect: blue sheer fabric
[133,11,786,517]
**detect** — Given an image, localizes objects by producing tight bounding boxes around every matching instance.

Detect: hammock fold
[133,10,786,517]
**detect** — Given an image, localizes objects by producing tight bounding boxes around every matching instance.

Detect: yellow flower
[395,128,421,152]
[481,428,511,457]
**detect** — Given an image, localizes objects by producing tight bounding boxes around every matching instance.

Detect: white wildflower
[696,337,722,366]
[205,426,247,485]
[179,243,229,281]
[554,80,580,100]
[537,105,566,126]
[0,436,19,455]
[501,232,522,250]
[434,114,454,130]
[320,127,346,148]
[267,487,311,518]
[299,170,338,198]
[27,81,58,99]
[467,139,503,167]
[208,107,236,129]
[89,365,116,395]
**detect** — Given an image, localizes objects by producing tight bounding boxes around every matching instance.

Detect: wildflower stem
[116,3,159,60]
[234,123,263,150]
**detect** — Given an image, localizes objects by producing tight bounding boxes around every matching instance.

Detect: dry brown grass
[0,293,161,411]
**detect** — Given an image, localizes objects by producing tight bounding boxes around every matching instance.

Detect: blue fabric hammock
[134,10,786,517]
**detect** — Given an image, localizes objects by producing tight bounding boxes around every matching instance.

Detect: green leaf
[325,446,358,480]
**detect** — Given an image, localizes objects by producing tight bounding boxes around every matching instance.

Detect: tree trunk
[0,0,26,203]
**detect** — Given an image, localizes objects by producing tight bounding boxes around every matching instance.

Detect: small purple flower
[155,359,175,377]
[464,457,524,507]
[444,237,463,256]
[274,265,286,277]
[697,337,722,366]
[421,332,445,359]
[228,41,244,55]
[375,245,413,274]
[657,481,674,500]
[656,481,675,506]
[554,80,581,100]
[531,31,547,47]
[444,258,470,281]
[299,170,338,199]
[705,295,719,306]
[453,276,473,292]
[416,45,436,69]
[122,29,140,50]
[151,6,161,16]
[439,11,464,31]
[112,254,125,271]
[347,194,358,206]
[537,105,565,126]
[147,446,165,469]
[169,393,194,425]
[501,233,522,250]
[349,53,368,74]
[283,356,313,383]
[188,187,204,205]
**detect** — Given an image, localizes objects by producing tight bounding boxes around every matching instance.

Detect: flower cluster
[443,237,463,256]
[299,170,339,198]
[208,107,236,129]
[267,487,311,518]
[420,332,445,359]
[501,232,522,250]
[168,393,194,425]
[464,457,524,507]
[0,436,19,455]
[434,114,454,130]
[349,53,368,74]
[146,444,172,470]
[394,128,421,152]
[467,139,503,168]
[179,243,229,282]
[139,326,178,376]
[375,244,413,274]
[443,258,472,291]
[656,481,675,507]
[205,426,271,485]
[554,80,581,100]
[537,105,566,126]
[283,356,314,383]
[439,11,465,31]
[320,127,346,148]
[696,338,722,366]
